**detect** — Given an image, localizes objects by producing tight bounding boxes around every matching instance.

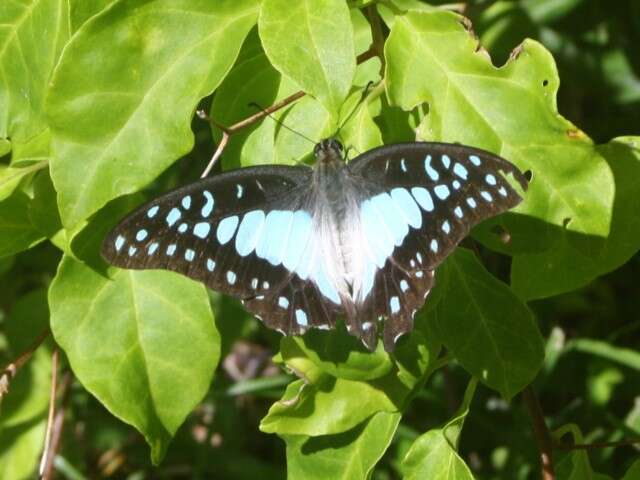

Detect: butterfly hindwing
[349,142,528,348]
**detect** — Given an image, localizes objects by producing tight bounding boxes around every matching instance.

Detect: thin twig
[522,385,555,480]
[40,370,73,480]
[39,348,59,477]
[0,329,50,399]
[199,46,380,177]
[554,438,640,451]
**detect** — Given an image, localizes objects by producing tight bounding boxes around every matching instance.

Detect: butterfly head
[314,138,345,165]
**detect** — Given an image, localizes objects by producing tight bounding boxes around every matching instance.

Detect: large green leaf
[0,192,45,258]
[384,11,619,299]
[427,249,544,399]
[47,0,260,228]
[0,0,70,143]
[284,411,401,480]
[259,0,356,119]
[511,136,640,299]
[49,256,220,463]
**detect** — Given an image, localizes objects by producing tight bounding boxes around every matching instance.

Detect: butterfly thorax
[310,139,371,308]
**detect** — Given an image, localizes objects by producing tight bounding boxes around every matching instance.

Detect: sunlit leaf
[284,411,401,480]
[49,256,220,463]
[259,0,356,119]
[47,0,260,228]
[0,0,69,143]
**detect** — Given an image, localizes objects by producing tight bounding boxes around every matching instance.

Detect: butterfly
[102,139,528,351]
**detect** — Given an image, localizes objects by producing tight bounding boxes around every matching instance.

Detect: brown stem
[40,367,73,480]
[0,329,50,399]
[522,385,555,480]
[199,45,380,177]
[555,439,640,451]
[39,348,59,478]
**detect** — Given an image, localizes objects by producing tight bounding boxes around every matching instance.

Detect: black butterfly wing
[102,165,342,336]
[348,142,528,349]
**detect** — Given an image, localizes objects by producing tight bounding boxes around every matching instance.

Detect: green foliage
[0,0,638,478]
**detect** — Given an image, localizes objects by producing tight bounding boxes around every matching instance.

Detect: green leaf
[210,30,283,169]
[553,424,597,480]
[0,0,70,143]
[1,289,51,428]
[262,329,438,437]
[283,333,394,382]
[28,169,63,239]
[340,97,384,153]
[566,338,640,372]
[259,0,356,119]
[49,256,220,463]
[69,0,114,32]
[259,375,398,436]
[0,192,45,258]
[511,136,640,299]
[427,249,544,399]
[0,161,47,201]
[401,379,477,480]
[385,11,615,257]
[47,0,260,228]
[10,128,50,165]
[0,138,10,157]
[0,289,51,480]
[622,460,640,480]
[0,420,47,480]
[274,96,332,164]
[284,411,401,480]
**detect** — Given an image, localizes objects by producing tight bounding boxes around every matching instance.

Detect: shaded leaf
[0,192,44,258]
[401,379,477,480]
[566,338,640,372]
[28,169,63,239]
[622,461,640,480]
[285,331,393,382]
[427,249,544,399]
[1,289,51,427]
[49,256,219,463]
[210,29,282,169]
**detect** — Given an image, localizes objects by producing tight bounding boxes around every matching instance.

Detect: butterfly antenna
[334,81,379,158]
[248,102,318,146]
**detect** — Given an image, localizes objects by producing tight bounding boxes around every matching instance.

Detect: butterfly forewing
[102,165,334,330]
[348,142,528,349]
